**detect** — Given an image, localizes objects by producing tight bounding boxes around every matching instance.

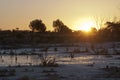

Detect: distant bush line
[0,30,120,47]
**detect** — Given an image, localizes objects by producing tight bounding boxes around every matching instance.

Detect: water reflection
[0,55,40,66]
[0,54,120,67]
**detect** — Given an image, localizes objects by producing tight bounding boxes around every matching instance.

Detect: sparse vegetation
[0,0,120,80]
[39,52,58,67]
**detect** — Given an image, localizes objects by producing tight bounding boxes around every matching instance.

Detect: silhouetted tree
[53,19,72,32]
[94,15,107,30]
[105,21,120,33]
[104,21,120,40]
[29,19,46,32]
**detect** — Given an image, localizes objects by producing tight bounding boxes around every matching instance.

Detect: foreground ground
[0,42,120,80]
[0,54,120,80]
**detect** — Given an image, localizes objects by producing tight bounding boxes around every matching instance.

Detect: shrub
[39,53,58,67]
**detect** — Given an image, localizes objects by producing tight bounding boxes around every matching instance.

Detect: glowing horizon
[74,17,98,31]
[0,0,120,31]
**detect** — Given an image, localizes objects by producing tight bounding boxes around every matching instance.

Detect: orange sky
[0,0,120,30]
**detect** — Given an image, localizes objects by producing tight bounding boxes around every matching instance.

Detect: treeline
[0,19,120,46]
[0,29,119,46]
[0,31,88,45]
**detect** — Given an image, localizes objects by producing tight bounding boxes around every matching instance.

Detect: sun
[79,21,95,32]
[74,18,97,32]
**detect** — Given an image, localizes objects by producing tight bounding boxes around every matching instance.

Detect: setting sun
[79,21,95,32]
[74,18,97,32]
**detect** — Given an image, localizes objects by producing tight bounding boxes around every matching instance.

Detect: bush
[39,53,58,67]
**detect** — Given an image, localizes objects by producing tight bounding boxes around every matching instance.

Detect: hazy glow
[80,22,95,32]
[74,18,97,32]
[0,0,120,30]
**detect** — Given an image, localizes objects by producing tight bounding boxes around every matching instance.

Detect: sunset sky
[0,0,120,30]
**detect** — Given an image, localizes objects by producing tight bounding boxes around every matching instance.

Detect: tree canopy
[29,19,46,32]
[105,21,120,34]
[53,19,72,32]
